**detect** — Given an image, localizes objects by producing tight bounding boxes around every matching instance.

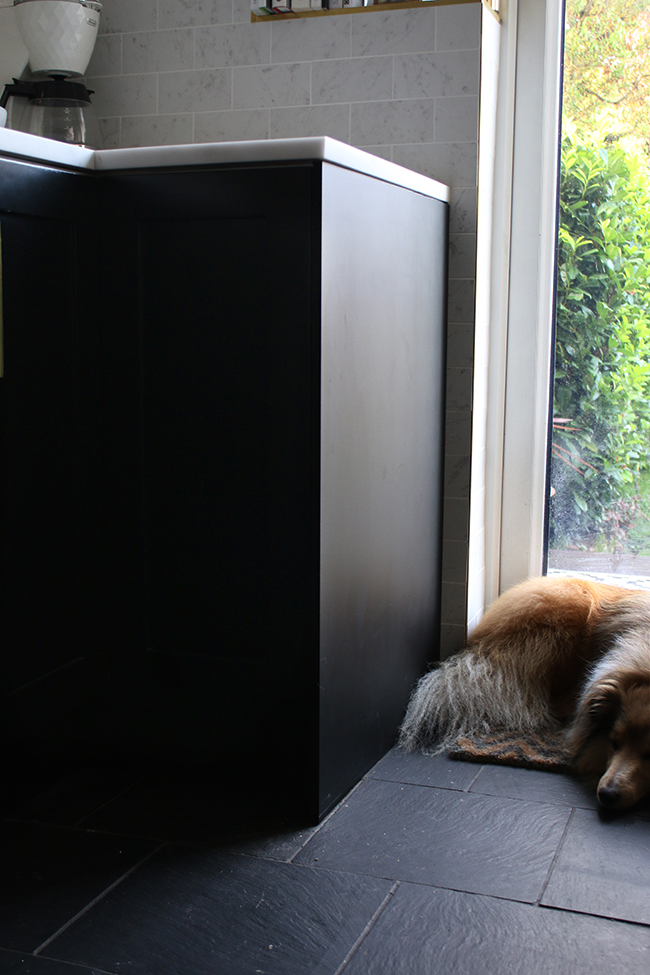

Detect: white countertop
[0,128,450,203]
[0,126,95,169]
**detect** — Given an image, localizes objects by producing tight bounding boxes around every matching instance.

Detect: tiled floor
[3,747,650,974]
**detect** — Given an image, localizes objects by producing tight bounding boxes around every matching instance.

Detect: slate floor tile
[621,792,650,820]
[41,847,393,975]
[6,753,650,975]
[9,766,146,827]
[541,807,650,924]
[0,821,158,953]
[0,949,105,974]
[341,883,650,975]
[469,763,597,809]
[368,746,481,791]
[80,773,317,860]
[294,778,571,902]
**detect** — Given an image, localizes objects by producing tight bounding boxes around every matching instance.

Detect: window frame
[483,0,565,602]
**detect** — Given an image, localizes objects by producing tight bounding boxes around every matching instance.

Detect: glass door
[547,0,650,590]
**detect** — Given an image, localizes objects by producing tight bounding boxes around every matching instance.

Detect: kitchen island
[0,131,449,819]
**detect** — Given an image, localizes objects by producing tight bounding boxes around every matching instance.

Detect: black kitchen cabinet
[0,148,447,820]
[0,156,106,804]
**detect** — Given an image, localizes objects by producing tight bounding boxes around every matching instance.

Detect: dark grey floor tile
[342,883,650,974]
[465,763,650,819]
[0,949,105,974]
[541,807,650,924]
[621,792,650,820]
[9,767,146,827]
[42,848,392,975]
[219,825,318,861]
[469,763,597,809]
[0,821,158,953]
[368,746,481,791]
[80,773,317,860]
[294,778,570,902]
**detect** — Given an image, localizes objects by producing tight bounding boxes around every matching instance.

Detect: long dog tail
[398,651,556,754]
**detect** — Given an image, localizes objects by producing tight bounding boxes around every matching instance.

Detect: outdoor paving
[547,550,650,591]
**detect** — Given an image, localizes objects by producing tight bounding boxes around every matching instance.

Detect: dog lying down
[399,576,650,811]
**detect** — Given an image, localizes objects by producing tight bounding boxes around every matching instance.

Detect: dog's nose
[597,786,620,808]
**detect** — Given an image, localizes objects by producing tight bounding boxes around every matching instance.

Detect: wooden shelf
[251,0,499,23]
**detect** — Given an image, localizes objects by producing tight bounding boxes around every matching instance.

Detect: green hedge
[550,120,650,549]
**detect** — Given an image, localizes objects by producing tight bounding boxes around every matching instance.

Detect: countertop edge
[0,131,450,202]
[0,127,96,169]
[93,137,451,202]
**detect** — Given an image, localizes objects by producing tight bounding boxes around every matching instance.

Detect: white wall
[84,0,490,658]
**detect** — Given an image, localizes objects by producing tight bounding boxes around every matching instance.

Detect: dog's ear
[585,678,621,727]
[567,677,621,762]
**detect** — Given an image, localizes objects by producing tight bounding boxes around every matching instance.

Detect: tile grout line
[332,882,400,975]
[32,841,168,956]
[5,773,150,828]
[464,763,486,791]
[8,657,85,697]
[0,944,117,975]
[285,844,609,916]
[72,774,151,829]
[287,777,366,863]
[535,805,575,907]
[368,774,485,797]
[281,852,581,909]
[369,768,589,810]
[534,899,650,930]
[32,952,119,975]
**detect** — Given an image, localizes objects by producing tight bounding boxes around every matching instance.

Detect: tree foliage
[563,0,650,155]
[550,121,650,548]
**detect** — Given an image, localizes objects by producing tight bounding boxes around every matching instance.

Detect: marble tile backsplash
[87,2,481,159]
[87,0,487,657]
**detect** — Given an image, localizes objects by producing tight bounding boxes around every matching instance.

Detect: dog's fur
[399,576,650,810]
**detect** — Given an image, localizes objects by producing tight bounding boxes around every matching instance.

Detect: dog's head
[569,676,650,811]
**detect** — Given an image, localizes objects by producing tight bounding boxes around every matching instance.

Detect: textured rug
[447,729,570,772]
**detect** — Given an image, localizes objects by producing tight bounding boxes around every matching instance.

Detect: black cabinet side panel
[319,164,448,815]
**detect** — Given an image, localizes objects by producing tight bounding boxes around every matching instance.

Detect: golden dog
[399,576,650,810]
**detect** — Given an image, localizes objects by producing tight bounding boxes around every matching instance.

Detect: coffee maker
[1,0,102,148]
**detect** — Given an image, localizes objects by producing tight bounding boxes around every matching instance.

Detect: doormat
[447,729,570,773]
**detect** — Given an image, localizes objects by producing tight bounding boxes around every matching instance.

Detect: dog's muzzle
[597,784,621,808]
